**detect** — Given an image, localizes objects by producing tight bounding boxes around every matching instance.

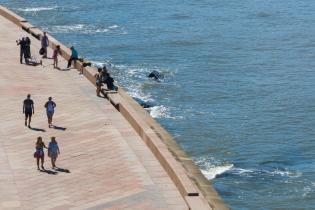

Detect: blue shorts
[46,110,54,118]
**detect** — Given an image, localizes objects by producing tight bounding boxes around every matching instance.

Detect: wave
[17,6,58,12]
[147,105,179,119]
[44,24,120,34]
[201,164,234,180]
[194,156,302,180]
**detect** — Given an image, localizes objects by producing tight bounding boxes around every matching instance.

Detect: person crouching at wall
[67,46,78,68]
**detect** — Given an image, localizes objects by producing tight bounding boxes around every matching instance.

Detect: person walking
[67,46,78,68]
[41,32,49,58]
[23,94,34,128]
[34,136,47,170]
[48,137,60,168]
[16,37,27,64]
[44,97,56,128]
[53,45,61,69]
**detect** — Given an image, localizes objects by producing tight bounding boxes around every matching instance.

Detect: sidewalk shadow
[29,127,46,132]
[54,167,70,173]
[40,169,58,175]
[57,68,70,71]
[52,125,66,131]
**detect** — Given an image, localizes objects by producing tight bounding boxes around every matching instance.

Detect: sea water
[2,0,315,209]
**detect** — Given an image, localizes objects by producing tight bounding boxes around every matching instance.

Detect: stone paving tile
[0,15,188,210]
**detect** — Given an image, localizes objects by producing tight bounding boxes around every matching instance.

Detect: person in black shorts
[23,94,34,128]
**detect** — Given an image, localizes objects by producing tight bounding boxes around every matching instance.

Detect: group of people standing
[16,37,31,64]
[23,94,56,128]
[18,31,79,69]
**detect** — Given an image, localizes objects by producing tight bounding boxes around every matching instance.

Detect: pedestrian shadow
[54,167,70,173]
[57,68,70,71]
[40,169,58,175]
[29,127,46,132]
[52,125,66,131]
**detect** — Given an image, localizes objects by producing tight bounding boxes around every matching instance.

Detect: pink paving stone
[0,14,189,210]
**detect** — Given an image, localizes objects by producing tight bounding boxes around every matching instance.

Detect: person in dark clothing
[16,37,27,64]
[23,94,34,128]
[25,37,31,60]
[106,76,117,91]
[41,32,49,58]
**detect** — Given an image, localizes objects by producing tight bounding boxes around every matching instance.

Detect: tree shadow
[40,169,58,175]
[52,125,66,131]
[29,127,46,132]
[54,167,70,173]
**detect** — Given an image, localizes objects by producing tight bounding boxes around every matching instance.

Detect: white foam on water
[47,24,112,34]
[17,6,58,12]
[268,169,302,178]
[201,164,234,180]
[108,25,119,29]
[193,156,234,180]
[148,105,174,119]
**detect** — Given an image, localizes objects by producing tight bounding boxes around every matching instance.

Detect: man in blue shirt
[67,46,79,68]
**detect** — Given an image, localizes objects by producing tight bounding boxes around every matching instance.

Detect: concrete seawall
[0,5,228,210]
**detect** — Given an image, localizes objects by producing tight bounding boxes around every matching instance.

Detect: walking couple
[34,136,60,170]
[23,94,56,128]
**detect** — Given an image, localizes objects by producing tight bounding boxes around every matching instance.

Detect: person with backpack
[44,97,56,128]
[48,136,60,169]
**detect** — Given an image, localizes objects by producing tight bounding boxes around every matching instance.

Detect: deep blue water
[2,0,315,209]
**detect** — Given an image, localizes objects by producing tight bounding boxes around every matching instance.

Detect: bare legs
[48,116,53,127]
[51,156,57,168]
[53,58,58,69]
[25,115,31,127]
[36,156,44,170]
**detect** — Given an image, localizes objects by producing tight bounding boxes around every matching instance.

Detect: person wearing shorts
[48,136,60,168]
[34,136,47,170]
[23,94,34,128]
[44,97,56,128]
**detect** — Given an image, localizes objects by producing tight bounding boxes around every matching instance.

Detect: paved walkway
[0,15,188,210]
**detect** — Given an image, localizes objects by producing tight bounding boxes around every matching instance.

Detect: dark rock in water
[148,70,163,80]
[133,97,154,108]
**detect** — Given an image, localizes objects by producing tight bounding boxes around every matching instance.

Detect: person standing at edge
[67,46,78,68]
[23,94,34,128]
[53,45,61,69]
[44,97,56,128]
[16,37,27,64]
[41,32,49,58]
[34,136,47,170]
[48,137,60,168]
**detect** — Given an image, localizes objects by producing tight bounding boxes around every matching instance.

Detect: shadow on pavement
[55,167,70,173]
[52,125,66,131]
[29,127,46,132]
[40,169,58,175]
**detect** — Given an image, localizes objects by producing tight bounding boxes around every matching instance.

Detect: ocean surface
[2,0,315,209]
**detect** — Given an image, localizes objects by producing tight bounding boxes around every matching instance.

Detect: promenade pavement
[0,15,188,210]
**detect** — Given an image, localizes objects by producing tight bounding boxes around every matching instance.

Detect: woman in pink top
[53,45,61,69]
